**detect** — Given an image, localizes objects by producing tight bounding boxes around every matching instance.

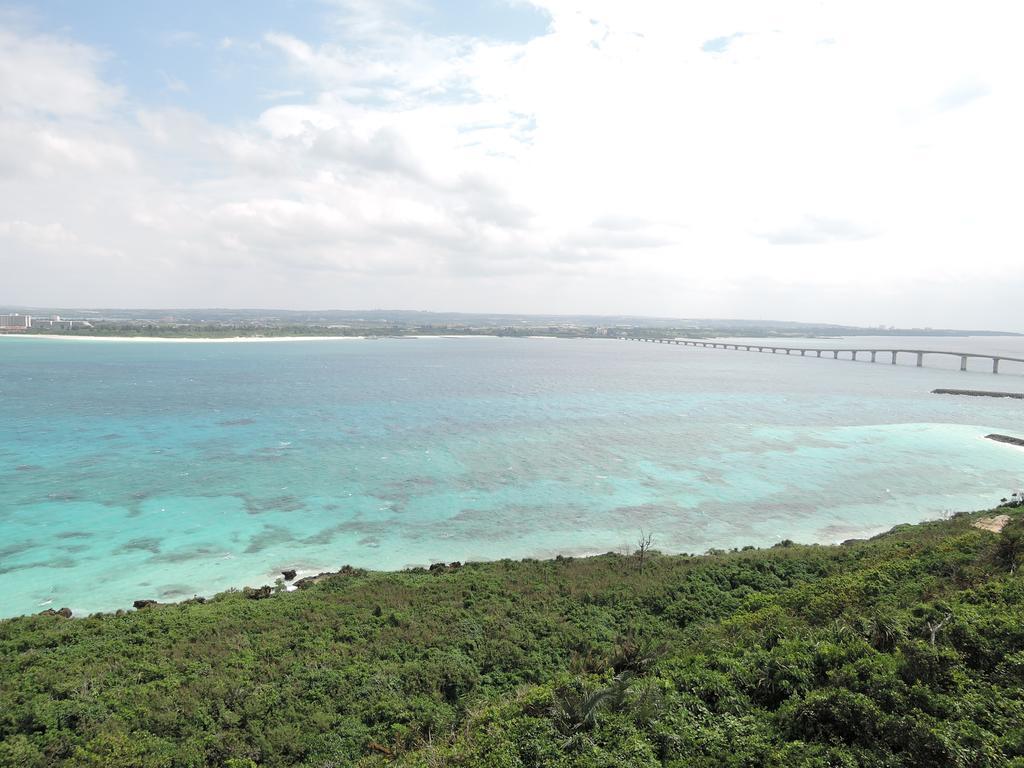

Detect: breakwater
[986,434,1024,447]
[934,389,1024,399]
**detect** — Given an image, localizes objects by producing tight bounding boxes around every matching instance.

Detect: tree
[995,516,1024,573]
[926,613,953,646]
[636,530,654,573]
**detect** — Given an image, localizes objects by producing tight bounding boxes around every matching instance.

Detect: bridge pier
[627,338,1017,377]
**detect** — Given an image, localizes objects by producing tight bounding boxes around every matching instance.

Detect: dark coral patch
[116,538,163,555]
[219,418,256,427]
[245,526,298,554]
[242,494,306,515]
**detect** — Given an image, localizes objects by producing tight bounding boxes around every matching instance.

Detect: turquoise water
[1,335,1022,617]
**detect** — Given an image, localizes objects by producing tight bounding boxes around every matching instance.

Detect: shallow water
[1,335,1022,617]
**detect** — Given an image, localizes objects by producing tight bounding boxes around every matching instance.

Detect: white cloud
[159,71,190,94]
[0,27,121,117]
[757,216,879,246]
[0,3,1022,328]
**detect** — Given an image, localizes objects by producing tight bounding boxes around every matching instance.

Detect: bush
[1,508,1021,766]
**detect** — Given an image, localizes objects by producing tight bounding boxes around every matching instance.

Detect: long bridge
[622,338,1024,375]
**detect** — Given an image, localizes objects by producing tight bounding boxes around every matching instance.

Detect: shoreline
[10,501,1021,767]
[1,334,368,343]
[0,334,507,343]
[203,515,915,611]
[16,507,978,621]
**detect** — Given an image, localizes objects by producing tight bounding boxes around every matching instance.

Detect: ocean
[1,334,1022,617]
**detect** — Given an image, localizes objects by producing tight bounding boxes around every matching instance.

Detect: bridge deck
[621,338,1024,373]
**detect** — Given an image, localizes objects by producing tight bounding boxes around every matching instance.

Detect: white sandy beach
[1,334,507,343]
[0,334,368,343]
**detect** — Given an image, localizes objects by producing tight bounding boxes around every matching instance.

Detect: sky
[0,1,1022,329]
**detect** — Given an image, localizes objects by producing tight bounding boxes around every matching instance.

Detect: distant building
[0,313,31,331]
[29,316,93,331]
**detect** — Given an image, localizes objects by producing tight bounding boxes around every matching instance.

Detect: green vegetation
[2,510,1023,767]
[21,323,609,339]
[25,324,372,339]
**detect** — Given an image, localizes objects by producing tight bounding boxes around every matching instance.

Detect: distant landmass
[1,306,1019,338]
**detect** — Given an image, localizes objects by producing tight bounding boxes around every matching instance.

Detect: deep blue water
[1,335,1022,617]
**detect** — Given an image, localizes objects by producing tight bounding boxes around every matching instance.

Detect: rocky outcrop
[933,389,1024,399]
[281,569,297,581]
[133,599,158,610]
[294,572,333,589]
[38,607,72,618]
[429,561,463,575]
[986,433,1024,447]
[245,585,273,600]
[293,564,366,589]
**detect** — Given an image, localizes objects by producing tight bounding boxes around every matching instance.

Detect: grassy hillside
[2,509,1023,767]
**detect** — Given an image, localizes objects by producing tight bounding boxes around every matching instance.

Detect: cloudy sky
[1,1,1021,328]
